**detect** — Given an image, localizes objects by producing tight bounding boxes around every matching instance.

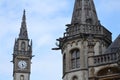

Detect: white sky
[0,0,120,80]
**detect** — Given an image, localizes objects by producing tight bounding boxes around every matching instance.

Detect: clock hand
[22,63,24,67]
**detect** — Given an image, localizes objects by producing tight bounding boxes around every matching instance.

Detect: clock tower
[12,10,32,80]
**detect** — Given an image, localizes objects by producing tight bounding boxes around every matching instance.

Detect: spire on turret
[55,0,112,50]
[19,10,28,39]
[71,0,99,25]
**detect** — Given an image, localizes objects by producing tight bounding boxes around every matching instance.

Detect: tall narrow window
[63,54,66,74]
[21,42,25,51]
[72,76,78,80]
[71,49,80,69]
[20,75,24,80]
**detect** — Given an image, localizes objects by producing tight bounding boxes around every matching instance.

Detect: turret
[53,0,112,80]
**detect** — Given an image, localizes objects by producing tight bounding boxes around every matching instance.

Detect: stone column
[87,35,95,80]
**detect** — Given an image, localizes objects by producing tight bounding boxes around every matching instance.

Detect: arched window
[21,42,25,51]
[97,67,120,80]
[97,67,120,76]
[72,76,78,80]
[63,54,66,74]
[71,49,80,69]
[20,75,24,80]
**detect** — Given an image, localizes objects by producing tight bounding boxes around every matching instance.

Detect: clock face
[18,60,27,70]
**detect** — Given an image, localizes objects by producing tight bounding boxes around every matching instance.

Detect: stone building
[12,10,33,80]
[53,0,120,80]
[11,0,120,80]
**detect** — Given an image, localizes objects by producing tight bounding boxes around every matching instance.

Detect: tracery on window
[71,49,80,69]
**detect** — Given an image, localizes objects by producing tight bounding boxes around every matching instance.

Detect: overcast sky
[0,0,120,80]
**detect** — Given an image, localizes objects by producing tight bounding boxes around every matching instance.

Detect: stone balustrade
[93,52,119,66]
[64,24,111,40]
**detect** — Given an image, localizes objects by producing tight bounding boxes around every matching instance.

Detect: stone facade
[12,10,32,80]
[54,0,120,80]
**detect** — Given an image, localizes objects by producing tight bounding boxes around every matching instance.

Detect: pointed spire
[19,9,28,39]
[22,9,26,22]
[71,0,99,25]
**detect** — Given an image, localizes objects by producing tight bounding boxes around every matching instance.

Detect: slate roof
[105,34,120,54]
[71,0,99,25]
